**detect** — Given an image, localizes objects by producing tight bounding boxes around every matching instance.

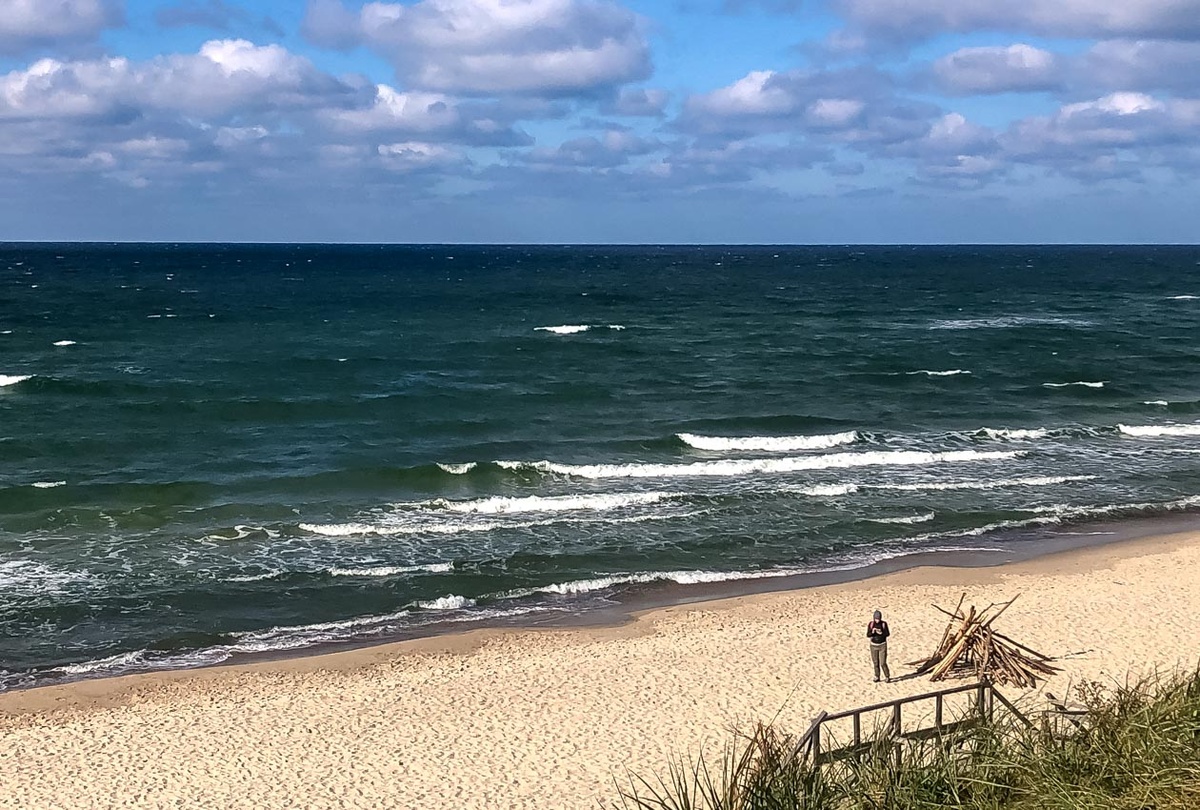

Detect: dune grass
[615,669,1200,810]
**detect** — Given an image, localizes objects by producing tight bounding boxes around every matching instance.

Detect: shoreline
[5,508,1197,698]
[3,525,1200,808]
[3,516,1197,715]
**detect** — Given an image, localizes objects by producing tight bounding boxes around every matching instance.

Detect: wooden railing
[790,677,1032,766]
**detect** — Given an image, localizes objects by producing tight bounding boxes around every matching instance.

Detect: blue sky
[0,0,1197,242]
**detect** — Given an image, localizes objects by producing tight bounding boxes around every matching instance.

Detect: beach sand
[3,530,1200,810]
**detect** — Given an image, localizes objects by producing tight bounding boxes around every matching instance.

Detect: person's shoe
[873,677,880,682]
[885,678,891,683]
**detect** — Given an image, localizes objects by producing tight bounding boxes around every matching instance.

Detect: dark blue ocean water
[4,244,1200,688]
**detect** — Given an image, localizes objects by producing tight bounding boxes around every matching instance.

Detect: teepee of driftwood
[911,594,1059,688]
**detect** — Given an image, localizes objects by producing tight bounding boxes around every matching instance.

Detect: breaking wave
[677,431,858,452]
[1119,423,1200,437]
[0,374,31,387]
[498,449,1018,480]
[1043,381,1106,389]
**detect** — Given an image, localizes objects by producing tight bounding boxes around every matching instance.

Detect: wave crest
[677,431,858,452]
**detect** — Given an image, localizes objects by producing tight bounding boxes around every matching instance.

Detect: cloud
[0,0,121,55]
[680,66,939,146]
[932,44,1061,94]
[322,84,530,145]
[836,0,1200,43]
[1079,40,1200,94]
[301,0,651,96]
[520,129,662,167]
[1001,92,1200,179]
[601,87,669,116]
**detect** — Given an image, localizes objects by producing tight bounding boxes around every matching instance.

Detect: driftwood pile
[911,594,1059,688]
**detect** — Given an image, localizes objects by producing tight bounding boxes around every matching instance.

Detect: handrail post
[935,694,943,730]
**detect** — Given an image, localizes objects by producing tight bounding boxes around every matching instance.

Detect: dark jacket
[867,620,890,645]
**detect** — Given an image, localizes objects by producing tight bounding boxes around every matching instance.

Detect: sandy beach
[3,530,1200,809]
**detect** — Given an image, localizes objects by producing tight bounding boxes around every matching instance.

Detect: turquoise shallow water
[3,243,1200,687]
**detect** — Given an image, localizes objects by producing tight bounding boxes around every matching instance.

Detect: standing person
[867,609,891,682]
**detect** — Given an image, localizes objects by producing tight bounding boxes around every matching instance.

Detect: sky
[0,0,1198,243]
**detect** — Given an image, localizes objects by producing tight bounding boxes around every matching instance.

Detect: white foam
[523,567,804,596]
[329,563,454,577]
[31,481,65,489]
[57,650,148,676]
[877,474,1094,492]
[415,594,475,610]
[1144,401,1170,406]
[0,560,91,594]
[437,492,675,514]
[677,431,858,452]
[436,462,477,474]
[1168,295,1199,300]
[907,369,971,377]
[930,316,1094,330]
[301,520,510,537]
[1043,381,1106,388]
[299,522,377,536]
[977,427,1049,440]
[502,449,1018,480]
[225,572,281,582]
[795,483,860,497]
[535,325,590,335]
[1118,423,1200,437]
[0,374,31,387]
[607,324,626,331]
[52,340,76,346]
[868,512,936,525]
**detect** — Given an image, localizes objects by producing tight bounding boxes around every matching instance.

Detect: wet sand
[3,529,1199,809]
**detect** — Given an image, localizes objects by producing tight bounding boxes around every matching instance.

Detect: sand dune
[3,531,1200,809]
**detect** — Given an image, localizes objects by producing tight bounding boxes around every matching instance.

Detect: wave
[498,449,1019,480]
[329,562,454,577]
[31,480,66,488]
[1144,401,1169,406]
[433,491,677,514]
[868,512,935,525]
[1043,381,1106,388]
[795,483,860,497]
[436,462,477,474]
[1168,295,1199,300]
[52,340,76,346]
[534,324,624,334]
[929,316,1095,330]
[976,427,1049,440]
[508,567,807,597]
[414,594,475,610]
[876,474,1094,492]
[0,559,93,595]
[1118,423,1200,437]
[677,430,858,452]
[906,369,971,377]
[0,374,31,387]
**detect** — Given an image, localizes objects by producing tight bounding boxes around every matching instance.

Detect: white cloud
[1079,40,1200,93]
[602,87,669,116]
[933,44,1060,94]
[837,0,1200,42]
[302,0,650,96]
[0,0,120,54]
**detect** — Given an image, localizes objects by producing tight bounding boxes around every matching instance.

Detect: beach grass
[615,668,1200,810]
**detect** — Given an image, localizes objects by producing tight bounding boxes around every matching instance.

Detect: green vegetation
[616,670,1200,810]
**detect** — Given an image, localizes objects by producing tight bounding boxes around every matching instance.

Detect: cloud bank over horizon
[0,0,1197,242]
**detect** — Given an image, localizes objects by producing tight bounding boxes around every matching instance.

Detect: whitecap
[0,374,31,387]
[906,369,971,377]
[31,481,65,488]
[976,427,1049,440]
[52,340,76,347]
[1143,401,1169,406]
[436,491,675,514]
[607,324,626,331]
[794,483,860,497]
[877,474,1094,492]
[535,325,590,335]
[436,462,477,474]
[56,650,148,676]
[329,563,454,577]
[1043,381,1105,389]
[500,449,1018,480]
[930,316,1094,330]
[1118,423,1200,437]
[415,594,475,610]
[867,512,936,525]
[1168,295,1199,300]
[677,430,858,452]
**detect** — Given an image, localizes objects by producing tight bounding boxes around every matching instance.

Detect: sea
[3,243,1200,690]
